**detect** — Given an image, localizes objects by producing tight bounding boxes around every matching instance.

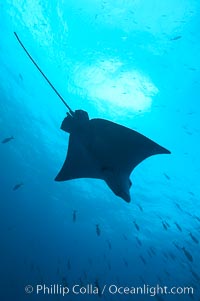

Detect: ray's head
[61,110,90,134]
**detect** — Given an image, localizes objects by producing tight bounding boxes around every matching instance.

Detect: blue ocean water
[0,1,200,301]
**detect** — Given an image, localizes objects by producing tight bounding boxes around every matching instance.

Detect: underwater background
[0,0,200,300]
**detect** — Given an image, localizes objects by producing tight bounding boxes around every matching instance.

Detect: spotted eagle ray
[14,32,171,202]
[55,110,170,202]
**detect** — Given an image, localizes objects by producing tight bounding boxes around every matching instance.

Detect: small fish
[62,277,68,286]
[19,73,23,81]
[162,221,168,231]
[133,221,140,231]
[162,251,169,259]
[123,234,128,240]
[139,255,146,265]
[1,136,14,144]
[106,240,112,250]
[191,269,200,281]
[147,250,153,258]
[168,252,176,261]
[73,210,77,222]
[194,215,200,222]
[170,35,182,41]
[174,202,183,211]
[174,222,182,232]
[96,224,101,236]
[182,247,193,262]
[173,242,181,251]
[137,204,143,212]
[188,191,195,196]
[149,246,156,255]
[187,211,193,217]
[189,232,199,244]
[13,182,24,191]
[188,67,197,71]
[136,236,142,246]
[163,173,170,180]
[123,258,128,267]
[165,221,170,228]
[67,259,71,270]
[164,270,170,277]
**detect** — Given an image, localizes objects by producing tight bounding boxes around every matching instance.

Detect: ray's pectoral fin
[102,168,131,203]
[55,135,101,182]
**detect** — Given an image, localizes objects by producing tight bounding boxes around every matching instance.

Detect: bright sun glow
[73,59,158,112]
